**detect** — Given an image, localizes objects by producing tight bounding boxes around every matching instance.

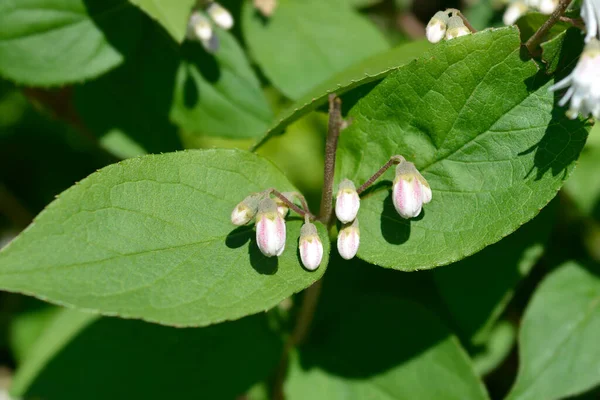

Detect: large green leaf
[0,149,329,327]
[11,309,281,400]
[76,19,272,144]
[252,40,432,151]
[506,261,600,400]
[242,0,389,100]
[336,27,589,270]
[433,203,555,344]
[127,0,195,42]
[286,296,489,400]
[0,0,142,86]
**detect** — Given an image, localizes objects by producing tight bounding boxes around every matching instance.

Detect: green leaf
[471,321,516,377]
[10,307,60,364]
[76,20,273,146]
[11,309,281,400]
[252,40,432,151]
[433,203,555,344]
[242,0,389,100]
[336,27,589,270]
[516,12,570,43]
[541,28,585,75]
[564,124,600,216]
[0,0,142,86]
[127,0,195,42]
[506,261,600,400]
[286,295,489,400]
[0,149,329,327]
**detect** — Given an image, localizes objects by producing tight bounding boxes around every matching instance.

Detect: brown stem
[526,0,573,55]
[458,12,477,33]
[269,189,316,220]
[319,94,344,226]
[356,156,403,195]
[559,16,585,29]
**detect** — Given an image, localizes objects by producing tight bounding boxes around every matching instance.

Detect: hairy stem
[269,189,316,220]
[458,12,477,33]
[319,94,344,226]
[526,0,573,55]
[356,156,404,195]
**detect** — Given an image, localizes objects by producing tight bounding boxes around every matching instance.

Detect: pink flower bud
[392,160,432,219]
[337,219,360,260]
[231,193,261,226]
[299,222,323,271]
[256,198,286,257]
[335,179,360,224]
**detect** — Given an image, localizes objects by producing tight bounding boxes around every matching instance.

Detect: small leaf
[286,295,489,400]
[433,204,555,344]
[252,40,432,150]
[336,27,589,270]
[11,309,281,400]
[242,0,389,100]
[516,12,570,43]
[0,0,143,86]
[506,261,600,400]
[0,149,329,327]
[127,0,195,42]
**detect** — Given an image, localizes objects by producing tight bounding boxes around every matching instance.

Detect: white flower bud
[426,11,449,44]
[187,11,213,41]
[254,0,277,17]
[231,193,261,226]
[538,0,558,14]
[503,2,528,25]
[206,2,234,30]
[392,160,432,219]
[335,179,360,224]
[337,219,360,260]
[445,16,471,40]
[255,198,286,257]
[549,38,600,119]
[274,192,294,218]
[582,0,600,43]
[299,222,323,271]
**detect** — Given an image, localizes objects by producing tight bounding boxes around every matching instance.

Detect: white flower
[549,39,600,120]
[538,0,558,14]
[582,0,600,43]
[445,16,471,40]
[337,219,360,260]
[335,179,360,224]
[187,10,220,53]
[504,2,529,25]
[256,198,286,257]
[426,11,449,44]
[392,160,432,219]
[206,2,234,30]
[231,193,260,226]
[299,222,323,271]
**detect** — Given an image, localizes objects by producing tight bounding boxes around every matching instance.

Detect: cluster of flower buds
[426,10,472,43]
[550,38,600,119]
[187,1,234,53]
[231,190,324,271]
[503,0,558,26]
[335,179,361,259]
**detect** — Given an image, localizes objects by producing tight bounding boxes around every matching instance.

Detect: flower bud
[206,2,234,30]
[187,11,213,41]
[426,11,449,44]
[274,192,295,218]
[392,160,432,219]
[256,198,286,257]
[445,16,471,40]
[299,222,323,271]
[503,2,528,25]
[231,193,261,226]
[254,0,277,17]
[335,179,360,224]
[337,219,360,260]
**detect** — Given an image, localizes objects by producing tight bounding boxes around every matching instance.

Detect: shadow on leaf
[380,191,412,245]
